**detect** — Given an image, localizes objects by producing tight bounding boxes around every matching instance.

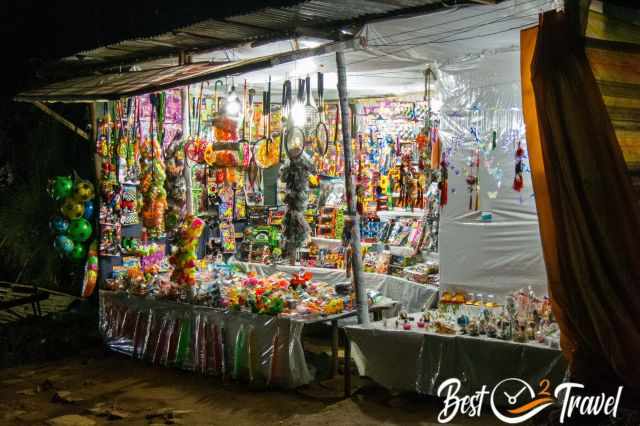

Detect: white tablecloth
[346,319,567,398]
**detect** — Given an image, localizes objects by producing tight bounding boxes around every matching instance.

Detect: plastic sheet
[230,260,439,312]
[346,318,567,396]
[100,291,312,388]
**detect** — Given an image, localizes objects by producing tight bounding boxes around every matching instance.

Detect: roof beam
[32,102,89,140]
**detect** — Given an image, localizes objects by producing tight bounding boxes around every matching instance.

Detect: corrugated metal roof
[16,38,363,102]
[58,0,443,71]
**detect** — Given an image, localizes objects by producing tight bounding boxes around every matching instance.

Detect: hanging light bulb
[290,102,306,128]
[224,86,241,117]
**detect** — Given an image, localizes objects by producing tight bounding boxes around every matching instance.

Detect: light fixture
[224,86,241,117]
[290,102,306,128]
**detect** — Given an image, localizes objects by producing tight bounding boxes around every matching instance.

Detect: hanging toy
[513,141,525,192]
[169,215,205,288]
[439,157,449,207]
[73,179,95,202]
[280,153,316,264]
[50,176,73,201]
[81,240,99,298]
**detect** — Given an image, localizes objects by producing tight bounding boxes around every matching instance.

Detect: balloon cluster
[169,215,205,287]
[49,176,95,261]
[140,137,167,238]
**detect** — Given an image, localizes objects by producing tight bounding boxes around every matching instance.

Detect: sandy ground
[0,350,510,426]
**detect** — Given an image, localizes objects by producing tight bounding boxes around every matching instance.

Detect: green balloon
[68,243,87,262]
[52,176,73,200]
[68,218,93,242]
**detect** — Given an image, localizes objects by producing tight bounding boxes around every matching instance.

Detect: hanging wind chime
[466,128,481,211]
[513,140,525,192]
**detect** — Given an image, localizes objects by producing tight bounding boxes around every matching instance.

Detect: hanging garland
[280,154,316,263]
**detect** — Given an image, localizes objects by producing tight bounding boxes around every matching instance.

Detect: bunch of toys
[139,137,168,238]
[222,271,347,317]
[169,215,205,287]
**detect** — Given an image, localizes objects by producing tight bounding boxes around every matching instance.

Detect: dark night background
[0,0,636,291]
[0,1,299,291]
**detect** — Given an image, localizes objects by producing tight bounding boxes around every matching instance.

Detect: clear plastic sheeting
[345,321,567,396]
[433,49,547,297]
[231,260,439,312]
[100,291,312,388]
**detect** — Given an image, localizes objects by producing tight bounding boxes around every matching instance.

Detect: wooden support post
[33,101,89,140]
[330,319,339,378]
[336,50,369,326]
[344,330,352,397]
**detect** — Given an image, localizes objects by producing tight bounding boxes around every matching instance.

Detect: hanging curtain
[521,10,640,394]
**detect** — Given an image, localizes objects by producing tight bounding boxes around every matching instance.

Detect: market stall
[16,0,563,393]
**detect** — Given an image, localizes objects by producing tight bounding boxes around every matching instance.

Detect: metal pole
[336,50,369,326]
[180,53,194,215]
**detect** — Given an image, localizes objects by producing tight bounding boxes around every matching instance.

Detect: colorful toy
[50,216,69,234]
[68,218,93,242]
[169,215,205,287]
[73,179,95,202]
[81,241,99,298]
[61,197,85,220]
[68,243,87,262]
[54,235,74,255]
[50,176,73,200]
[82,201,95,220]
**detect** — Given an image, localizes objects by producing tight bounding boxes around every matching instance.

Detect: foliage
[0,103,91,291]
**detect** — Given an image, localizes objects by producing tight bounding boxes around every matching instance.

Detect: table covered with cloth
[230,261,439,312]
[345,320,567,396]
[100,291,313,388]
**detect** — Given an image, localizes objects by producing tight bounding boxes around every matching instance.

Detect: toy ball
[61,197,85,220]
[83,201,95,220]
[68,218,93,242]
[54,235,75,255]
[68,243,87,262]
[51,176,73,200]
[50,216,69,234]
[73,180,95,202]
[88,256,98,267]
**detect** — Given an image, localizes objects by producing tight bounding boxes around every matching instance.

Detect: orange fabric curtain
[521,11,640,393]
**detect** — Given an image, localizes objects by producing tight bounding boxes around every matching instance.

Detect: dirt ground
[0,349,511,426]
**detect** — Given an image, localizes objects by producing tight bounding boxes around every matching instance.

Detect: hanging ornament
[280,154,316,264]
[439,157,449,207]
[513,141,525,192]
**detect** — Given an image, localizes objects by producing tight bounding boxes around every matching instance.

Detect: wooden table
[297,301,398,380]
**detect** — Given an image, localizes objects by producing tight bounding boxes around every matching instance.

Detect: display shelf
[311,237,374,247]
[376,209,426,219]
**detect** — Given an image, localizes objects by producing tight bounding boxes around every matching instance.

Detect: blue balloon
[50,216,69,234]
[83,201,95,220]
[54,235,74,255]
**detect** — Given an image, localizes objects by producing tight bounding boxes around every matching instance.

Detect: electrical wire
[347,3,547,69]
[367,4,549,47]
[365,0,547,46]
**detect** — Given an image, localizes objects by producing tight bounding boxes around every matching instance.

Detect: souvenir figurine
[468,320,479,336]
[457,314,469,334]
[486,321,498,338]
